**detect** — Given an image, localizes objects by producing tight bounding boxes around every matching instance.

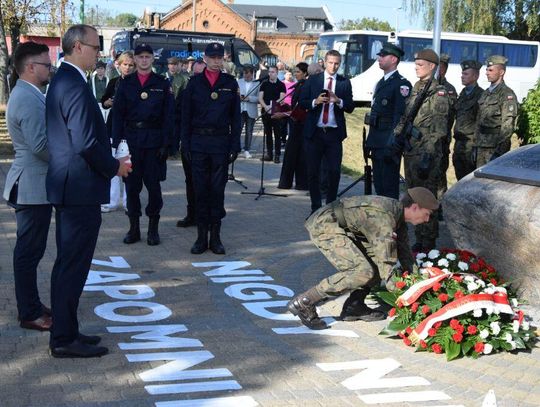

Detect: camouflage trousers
[452,138,476,180]
[305,207,380,298]
[404,153,441,247]
[437,137,451,199]
[475,140,511,168]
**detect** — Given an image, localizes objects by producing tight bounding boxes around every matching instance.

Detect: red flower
[487,265,495,273]
[402,272,409,278]
[428,328,437,337]
[474,342,485,353]
[434,322,442,329]
[456,325,465,334]
[438,293,449,302]
[470,263,480,272]
[389,307,396,317]
[411,302,420,313]
[467,325,478,335]
[432,343,443,354]
[452,332,463,343]
[454,290,464,299]
[490,278,498,285]
[421,305,430,314]
[452,275,463,282]
[398,332,405,339]
[433,282,441,291]
[419,340,428,349]
[481,272,488,279]
[397,301,404,308]
[403,337,412,346]
[450,319,461,329]
[405,326,413,335]
[395,281,406,289]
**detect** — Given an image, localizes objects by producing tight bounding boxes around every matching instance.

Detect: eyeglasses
[29,61,53,70]
[79,41,101,52]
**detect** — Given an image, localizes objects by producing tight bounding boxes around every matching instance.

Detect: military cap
[486,55,507,67]
[134,43,153,55]
[408,187,439,210]
[95,60,106,69]
[460,60,482,71]
[167,56,180,64]
[204,42,225,57]
[377,42,405,58]
[187,56,196,61]
[414,48,439,65]
[439,53,450,65]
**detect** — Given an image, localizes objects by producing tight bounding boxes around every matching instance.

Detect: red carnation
[428,328,437,337]
[452,275,463,282]
[433,282,441,291]
[490,278,498,285]
[438,293,449,302]
[403,337,412,346]
[456,324,465,334]
[467,325,478,335]
[411,302,420,313]
[432,343,443,354]
[434,321,442,329]
[487,265,495,273]
[450,319,461,329]
[419,340,428,349]
[402,272,409,278]
[405,326,413,335]
[481,272,488,279]
[389,307,396,317]
[454,290,464,299]
[470,263,480,272]
[395,281,406,289]
[474,342,485,353]
[452,332,463,343]
[397,301,404,308]
[421,305,430,314]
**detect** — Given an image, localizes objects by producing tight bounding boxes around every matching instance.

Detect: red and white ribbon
[397,267,448,306]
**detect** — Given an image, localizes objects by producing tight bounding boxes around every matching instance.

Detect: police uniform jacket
[112,72,175,149]
[475,80,518,149]
[181,69,241,154]
[454,84,483,141]
[366,71,411,149]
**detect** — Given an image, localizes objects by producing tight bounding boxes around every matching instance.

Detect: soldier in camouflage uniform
[474,55,518,167]
[436,54,457,209]
[287,187,439,330]
[398,49,450,252]
[452,60,483,180]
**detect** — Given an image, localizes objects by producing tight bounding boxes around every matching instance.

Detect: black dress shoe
[50,340,108,358]
[176,216,195,227]
[78,333,101,345]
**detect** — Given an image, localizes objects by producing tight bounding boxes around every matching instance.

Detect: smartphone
[320,89,329,97]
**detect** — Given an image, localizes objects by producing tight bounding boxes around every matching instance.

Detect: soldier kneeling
[288,187,438,330]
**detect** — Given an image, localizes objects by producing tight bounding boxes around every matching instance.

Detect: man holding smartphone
[300,50,355,214]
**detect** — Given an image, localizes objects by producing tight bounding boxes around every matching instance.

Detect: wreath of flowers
[376,249,537,361]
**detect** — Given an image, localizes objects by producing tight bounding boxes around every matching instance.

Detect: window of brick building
[304,19,324,32]
[203,20,209,29]
[257,18,277,31]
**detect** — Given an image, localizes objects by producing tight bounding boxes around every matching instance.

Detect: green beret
[440,53,451,64]
[408,187,439,210]
[460,60,482,71]
[486,55,507,67]
[415,49,439,65]
[377,42,405,58]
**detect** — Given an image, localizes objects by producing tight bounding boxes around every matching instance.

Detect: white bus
[314,30,540,105]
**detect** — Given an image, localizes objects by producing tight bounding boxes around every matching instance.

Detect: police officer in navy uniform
[112,43,174,246]
[181,42,241,255]
[365,43,411,199]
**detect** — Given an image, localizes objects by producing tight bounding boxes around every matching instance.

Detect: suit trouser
[181,149,196,217]
[305,127,343,212]
[278,121,307,189]
[12,203,52,321]
[125,147,163,218]
[191,152,228,224]
[241,111,255,151]
[50,205,101,347]
[371,148,401,199]
[261,113,282,158]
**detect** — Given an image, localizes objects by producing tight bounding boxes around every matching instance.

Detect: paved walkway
[0,132,538,407]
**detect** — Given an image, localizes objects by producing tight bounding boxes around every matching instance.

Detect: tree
[109,13,138,27]
[402,0,540,41]
[0,4,9,104]
[338,17,394,32]
[84,6,111,26]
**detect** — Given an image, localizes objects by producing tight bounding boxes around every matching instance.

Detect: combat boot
[287,287,328,330]
[176,208,195,227]
[340,288,386,322]
[191,224,208,254]
[147,216,160,246]
[123,216,141,244]
[209,222,225,255]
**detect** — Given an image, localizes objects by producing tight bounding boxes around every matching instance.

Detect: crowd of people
[4,22,519,355]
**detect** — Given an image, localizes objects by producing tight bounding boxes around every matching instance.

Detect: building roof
[229,4,333,34]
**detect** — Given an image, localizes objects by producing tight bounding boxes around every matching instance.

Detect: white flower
[467,282,479,291]
[490,321,501,335]
[484,287,495,295]
[464,275,475,283]
[504,332,513,342]
[512,320,520,333]
[483,343,493,354]
[494,286,507,294]
[477,279,486,288]
[473,308,483,318]
[416,253,427,260]
[457,261,469,271]
[522,321,530,330]
[446,253,457,261]
[480,329,489,339]
[442,268,450,274]
[437,258,449,267]
[486,306,494,315]
[422,261,433,268]
[420,268,430,277]
[511,298,519,307]
[428,249,440,259]
[509,340,517,350]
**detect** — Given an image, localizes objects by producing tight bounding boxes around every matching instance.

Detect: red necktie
[322,76,333,125]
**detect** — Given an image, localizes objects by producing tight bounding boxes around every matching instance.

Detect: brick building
[158,0,334,66]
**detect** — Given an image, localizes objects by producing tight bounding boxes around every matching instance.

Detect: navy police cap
[134,43,153,55]
[205,42,225,57]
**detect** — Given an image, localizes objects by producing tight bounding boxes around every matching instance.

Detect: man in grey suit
[3,42,53,331]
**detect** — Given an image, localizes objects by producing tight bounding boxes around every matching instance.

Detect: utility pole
[432,0,442,54]
[80,0,85,24]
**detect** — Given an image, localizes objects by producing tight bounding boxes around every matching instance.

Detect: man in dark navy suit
[300,50,355,213]
[46,25,131,358]
[365,43,411,199]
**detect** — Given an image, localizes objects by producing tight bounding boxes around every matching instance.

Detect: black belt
[192,127,229,136]
[479,125,500,134]
[127,121,160,129]
[317,126,338,133]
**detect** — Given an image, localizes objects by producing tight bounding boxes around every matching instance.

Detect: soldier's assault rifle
[387,70,436,165]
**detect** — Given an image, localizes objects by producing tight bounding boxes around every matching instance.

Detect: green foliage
[338,17,393,32]
[517,79,540,144]
[109,13,138,27]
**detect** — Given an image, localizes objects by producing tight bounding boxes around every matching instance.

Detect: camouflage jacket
[475,80,518,148]
[454,84,484,141]
[398,79,450,156]
[439,77,457,135]
[337,196,414,278]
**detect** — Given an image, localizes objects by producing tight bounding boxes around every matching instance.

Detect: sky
[74,0,424,31]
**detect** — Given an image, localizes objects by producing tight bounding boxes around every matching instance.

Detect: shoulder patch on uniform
[438,90,446,96]
[507,95,514,100]
[400,85,410,97]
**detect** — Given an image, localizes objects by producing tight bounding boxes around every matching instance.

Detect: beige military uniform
[305,196,414,297]
[452,84,483,179]
[474,80,518,167]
